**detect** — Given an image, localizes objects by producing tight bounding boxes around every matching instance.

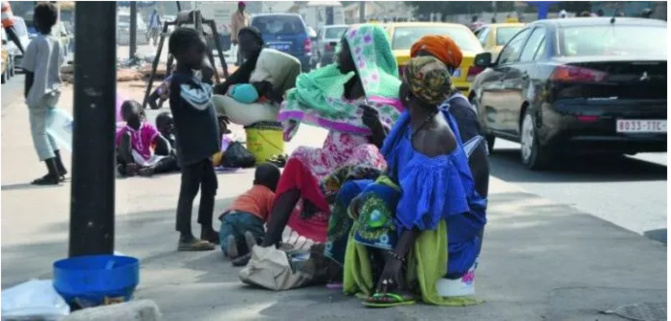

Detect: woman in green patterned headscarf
[257,25,404,255]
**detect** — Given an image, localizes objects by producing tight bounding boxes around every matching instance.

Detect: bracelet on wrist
[387,250,405,262]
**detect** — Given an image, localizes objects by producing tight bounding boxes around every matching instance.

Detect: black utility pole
[130,2,137,59]
[69,1,117,257]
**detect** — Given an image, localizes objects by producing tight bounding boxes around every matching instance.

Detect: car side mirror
[474,52,493,68]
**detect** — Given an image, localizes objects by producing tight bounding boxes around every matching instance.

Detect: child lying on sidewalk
[219,163,280,259]
[116,100,178,177]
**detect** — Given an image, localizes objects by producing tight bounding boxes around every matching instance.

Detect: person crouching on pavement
[22,2,67,185]
[219,163,280,260]
[116,100,177,177]
[169,27,221,251]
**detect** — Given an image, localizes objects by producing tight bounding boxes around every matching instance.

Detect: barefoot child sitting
[219,163,280,259]
[116,100,177,177]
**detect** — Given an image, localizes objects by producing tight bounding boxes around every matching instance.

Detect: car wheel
[520,111,551,170]
[485,134,495,152]
[1,72,6,84]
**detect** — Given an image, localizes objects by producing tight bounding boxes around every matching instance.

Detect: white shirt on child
[22,33,65,107]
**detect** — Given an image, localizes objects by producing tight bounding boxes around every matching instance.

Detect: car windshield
[496,26,522,45]
[252,16,305,36]
[561,25,667,57]
[392,26,481,52]
[324,27,348,39]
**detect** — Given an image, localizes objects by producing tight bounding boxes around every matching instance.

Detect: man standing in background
[148,8,162,46]
[230,1,249,66]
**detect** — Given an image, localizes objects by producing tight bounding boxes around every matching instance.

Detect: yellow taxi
[473,23,524,60]
[385,22,484,94]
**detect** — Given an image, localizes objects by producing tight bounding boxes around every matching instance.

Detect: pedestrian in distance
[168,28,221,251]
[230,1,250,66]
[22,2,66,185]
[148,9,162,46]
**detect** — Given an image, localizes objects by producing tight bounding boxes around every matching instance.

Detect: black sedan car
[469,18,667,169]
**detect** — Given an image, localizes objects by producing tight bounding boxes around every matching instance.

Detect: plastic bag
[221,141,256,168]
[1,279,70,320]
[46,108,73,153]
[239,246,312,291]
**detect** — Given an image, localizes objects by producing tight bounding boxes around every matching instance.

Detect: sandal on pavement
[202,230,220,245]
[363,292,416,308]
[177,239,215,252]
[266,154,288,168]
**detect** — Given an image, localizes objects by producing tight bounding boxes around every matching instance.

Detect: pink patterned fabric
[275,131,386,244]
[291,131,386,182]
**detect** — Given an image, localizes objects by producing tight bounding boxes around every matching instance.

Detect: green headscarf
[277,24,403,141]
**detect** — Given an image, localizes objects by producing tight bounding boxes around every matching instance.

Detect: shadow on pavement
[2,189,665,320]
[131,191,666,321]
[1,197,235,290]
[489,149,667,183]
[643,228,667,245]
[1,183,57,191]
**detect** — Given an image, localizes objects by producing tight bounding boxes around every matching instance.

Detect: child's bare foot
[244,231,258,252]
[138,167,155,177]
[125,163,139,177]
[225,235,238,258]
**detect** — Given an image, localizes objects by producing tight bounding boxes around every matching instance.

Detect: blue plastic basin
[53,255,139,307]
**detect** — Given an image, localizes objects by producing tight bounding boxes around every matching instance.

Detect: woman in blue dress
[325,56,485,307]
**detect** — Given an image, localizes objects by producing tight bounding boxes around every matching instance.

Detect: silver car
[311,24,348,68]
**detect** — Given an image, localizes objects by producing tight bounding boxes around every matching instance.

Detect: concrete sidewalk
[1,82,666,320]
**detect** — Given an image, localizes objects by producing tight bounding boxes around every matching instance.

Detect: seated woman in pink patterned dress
[253,25,403,256]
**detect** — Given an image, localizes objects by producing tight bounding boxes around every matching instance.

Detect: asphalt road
[490,139,667,244]
[1,73,23,113]
[2,74,666,245]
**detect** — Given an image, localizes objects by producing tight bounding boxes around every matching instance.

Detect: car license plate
[269,43,290,51]
[616,119,667,133]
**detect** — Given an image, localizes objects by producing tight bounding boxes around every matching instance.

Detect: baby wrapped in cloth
[213,48,301,126]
